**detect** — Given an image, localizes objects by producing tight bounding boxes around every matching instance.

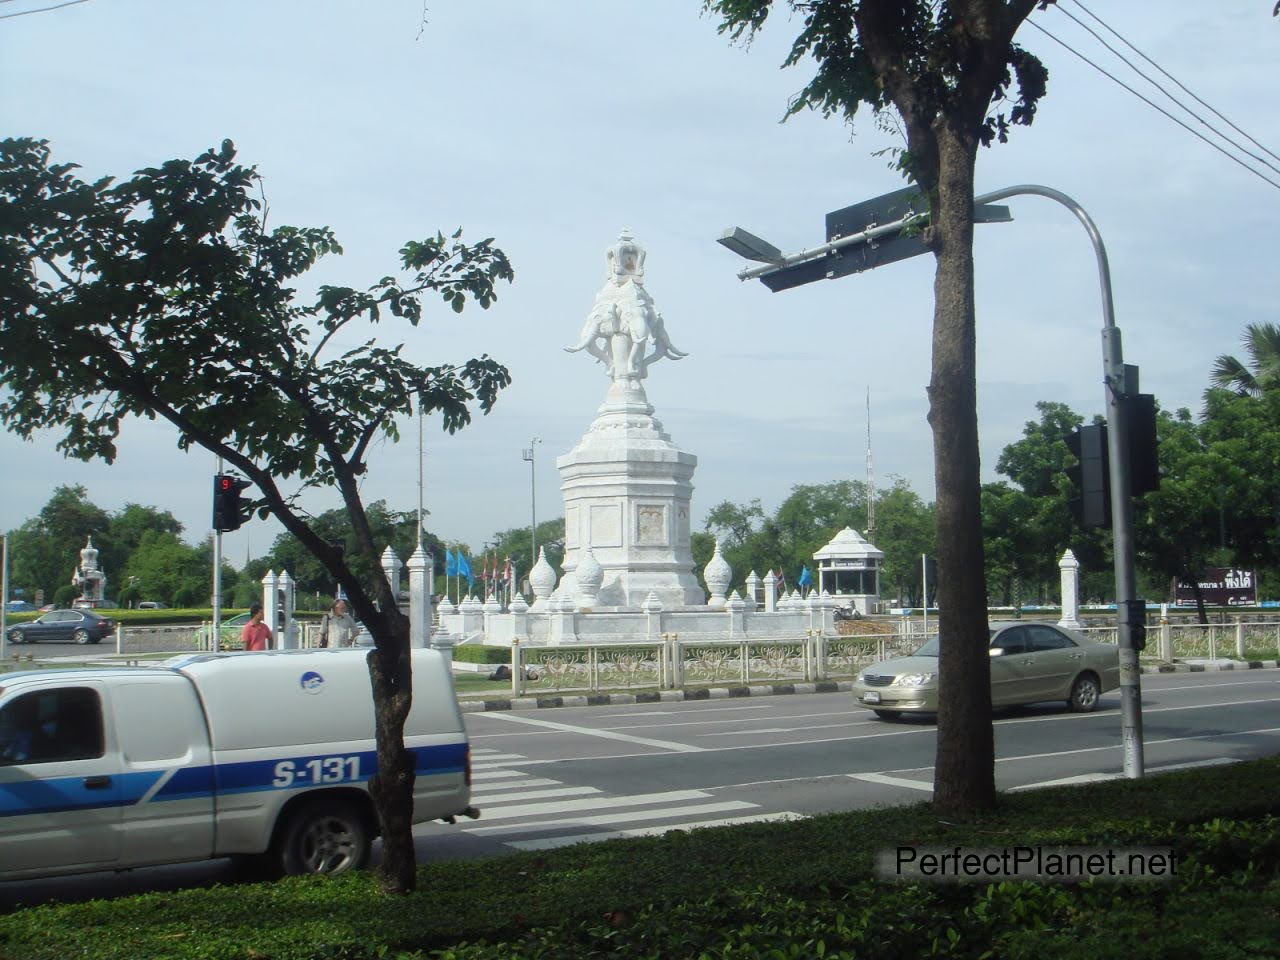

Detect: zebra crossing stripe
[472,786,601,805]
[507,811,803,851]
[470,769,532,781]
[469,777,563,793]
[473,789,714,822]
[465,800,755,836]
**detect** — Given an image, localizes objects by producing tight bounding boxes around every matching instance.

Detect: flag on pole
[777,568,787,592]
[798,565,813,588]
[445,548,458,578]
[457,551,473,589]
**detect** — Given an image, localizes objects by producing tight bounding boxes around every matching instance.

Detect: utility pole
[522,437,542,573]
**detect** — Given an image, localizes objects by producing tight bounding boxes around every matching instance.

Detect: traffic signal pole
[725,182,1145,778]
[978,185,1144,779]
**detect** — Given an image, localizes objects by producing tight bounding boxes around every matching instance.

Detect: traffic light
[1064,424,1111,529]
[212,474,253,532]
[1122,393,1160,497]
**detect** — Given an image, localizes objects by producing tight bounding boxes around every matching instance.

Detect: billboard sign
[1175,568,1256,606]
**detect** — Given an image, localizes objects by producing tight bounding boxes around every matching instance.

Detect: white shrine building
[813,527,884,615]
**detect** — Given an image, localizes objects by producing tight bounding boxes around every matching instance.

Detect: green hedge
[1,756,1277,959]
[451,644,512,665]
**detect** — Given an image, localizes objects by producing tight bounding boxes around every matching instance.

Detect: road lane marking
[1007,772,1116,791]
[849,772,933,792]
[465,801,754,835]
[471,753,530,763]
[470,769,532,781]
[607,710,868,731]
[479,710,705,752]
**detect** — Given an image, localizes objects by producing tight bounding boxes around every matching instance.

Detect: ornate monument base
[558,379,703,608]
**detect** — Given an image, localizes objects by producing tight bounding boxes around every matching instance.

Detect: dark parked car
[6,609,115,645]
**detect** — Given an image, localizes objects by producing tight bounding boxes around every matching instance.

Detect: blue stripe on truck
[0,741,466,817]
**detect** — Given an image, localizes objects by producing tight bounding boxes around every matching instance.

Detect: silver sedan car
[853,621,1120,720]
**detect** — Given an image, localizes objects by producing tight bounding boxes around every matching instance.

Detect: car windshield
[911,638,940,657]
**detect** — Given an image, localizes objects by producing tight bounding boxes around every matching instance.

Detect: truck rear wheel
[279,798,371,876]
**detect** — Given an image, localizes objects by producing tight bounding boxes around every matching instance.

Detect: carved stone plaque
[636,504,668,545]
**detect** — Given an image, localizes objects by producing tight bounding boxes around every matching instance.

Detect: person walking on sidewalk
[240,603,273,652]
[318,598,358,648]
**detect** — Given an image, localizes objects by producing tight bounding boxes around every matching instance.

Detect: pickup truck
[0,648,475,881]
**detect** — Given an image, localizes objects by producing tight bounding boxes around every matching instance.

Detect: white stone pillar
[763,571,777,613]
[278,571,297,649]
[1057,549,1085,630]
[743,571,760,611]
[643,591,663,640]
[381,546,404,602]
[509,593,530,640]
[726,591,745,638]
[407,543,432,648]
[261,570,279,650]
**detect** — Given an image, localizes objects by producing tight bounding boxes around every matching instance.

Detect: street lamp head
[717,226,783,264]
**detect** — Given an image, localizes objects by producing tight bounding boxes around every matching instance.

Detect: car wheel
[72,628,92,645]
[873,710,902,721]
[6,629,22,645]
[1068,673,1101,713]
[278,798,371,876]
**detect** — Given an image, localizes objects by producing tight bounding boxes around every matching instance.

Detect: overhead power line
[1024,18,1280,193]
[1068,0,1280,169]
[1058,0,1280,179]
[0,0,91,20]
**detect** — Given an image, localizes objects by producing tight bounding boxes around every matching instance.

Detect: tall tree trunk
[928,120,996,814]
[366,609,417,893]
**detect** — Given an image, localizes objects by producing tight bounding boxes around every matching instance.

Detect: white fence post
[511,640,523,697]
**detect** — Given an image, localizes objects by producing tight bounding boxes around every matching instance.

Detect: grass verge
[0,756,1277,959]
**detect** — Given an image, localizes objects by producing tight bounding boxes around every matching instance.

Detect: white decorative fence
[503,631,923,697]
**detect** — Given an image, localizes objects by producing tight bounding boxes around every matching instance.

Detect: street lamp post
[522,437,542,576]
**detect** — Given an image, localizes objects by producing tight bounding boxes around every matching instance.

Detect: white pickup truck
[0,648,475,881]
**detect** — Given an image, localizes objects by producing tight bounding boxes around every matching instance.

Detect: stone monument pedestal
[558,380,703,608]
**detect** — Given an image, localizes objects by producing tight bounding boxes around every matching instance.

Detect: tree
[480,518,566,594]
[6,485,110,602]
[0,138,513,892]
[870,477,936,606]
[259,500,443,599]
[1211,322,1280,397]
[102,503,185,579]
[707,0,1052,812]
[122,530,220,607]
[993,400,1105,594]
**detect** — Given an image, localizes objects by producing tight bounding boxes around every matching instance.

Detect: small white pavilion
[813,527,884,614]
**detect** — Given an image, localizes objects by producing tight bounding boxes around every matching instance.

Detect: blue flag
[457,551,474,588]
[798,565,813,588]
[445,548,458,578]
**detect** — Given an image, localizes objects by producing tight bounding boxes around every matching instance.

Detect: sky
[1,1,1277,570]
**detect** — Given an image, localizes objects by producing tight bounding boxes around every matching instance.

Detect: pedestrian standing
[240,603,273,652]
[318,598,358,648]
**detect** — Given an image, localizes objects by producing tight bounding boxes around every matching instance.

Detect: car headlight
[893,672,937,687]
[856,672,866,684]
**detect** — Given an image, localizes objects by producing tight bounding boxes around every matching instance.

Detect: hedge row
[0,756,1277,959]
